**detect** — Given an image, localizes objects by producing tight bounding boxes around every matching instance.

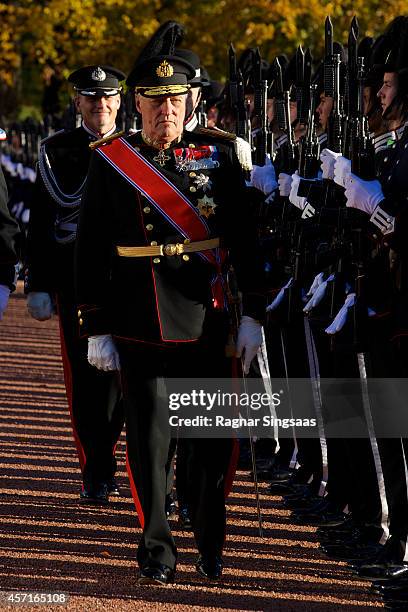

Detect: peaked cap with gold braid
[126,21,195,97]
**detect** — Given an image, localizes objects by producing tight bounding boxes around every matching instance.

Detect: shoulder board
[89,130,125,151]
[40,129,66,146]
[194,126,236,142]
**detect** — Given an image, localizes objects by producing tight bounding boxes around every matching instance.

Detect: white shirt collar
[81,121,116,140]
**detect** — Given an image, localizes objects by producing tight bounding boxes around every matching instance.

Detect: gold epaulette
[195,126,236,141]
[89,130,125,150]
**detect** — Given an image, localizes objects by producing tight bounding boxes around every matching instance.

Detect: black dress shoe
[294,510,347,527]
[358,563,408,581]
[79,482,109,504]
[165,494,177,520]
[107,478,120,496]
[178,505,192,530]
[196,555,223,580]
[321,542,381,562]
[138,563,175,585]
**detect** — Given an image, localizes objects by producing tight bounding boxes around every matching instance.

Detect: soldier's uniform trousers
[117,311,237,571]
[57,286,124,487]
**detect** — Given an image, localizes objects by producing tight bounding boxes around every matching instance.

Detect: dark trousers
[57,295,124,485]
[118,314,236,571]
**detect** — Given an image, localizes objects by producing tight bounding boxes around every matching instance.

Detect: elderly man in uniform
[25,66,125,503]
[75,46,265,584]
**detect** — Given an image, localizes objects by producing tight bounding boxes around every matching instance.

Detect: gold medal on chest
[197,195,217,218]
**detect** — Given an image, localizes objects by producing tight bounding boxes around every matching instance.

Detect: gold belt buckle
[163,243,183,256]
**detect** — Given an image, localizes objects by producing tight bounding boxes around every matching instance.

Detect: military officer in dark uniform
[25,66,126,503]
[0,163,20,319]
[75,49,265,584]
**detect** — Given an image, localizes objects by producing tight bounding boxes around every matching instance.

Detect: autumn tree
[1,0,407,116]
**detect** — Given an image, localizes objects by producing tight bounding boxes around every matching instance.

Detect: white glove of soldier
[278,172,292,197]
[236,316,263,375]
[266,277,294,312]
[303,274,335,313]
[27,291,53,321]
[305,272,325,298]
[344,174,384,214]
[88,334,120,371]
[325,293,356,334]
[333,156,352,188]
[289,172,307,210]
[250,157,278,196]
[0,284,10,321]
[320,148,342,180]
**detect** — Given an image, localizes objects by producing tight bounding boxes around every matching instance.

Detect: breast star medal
[194,173,212,192]
[197,195,217,218]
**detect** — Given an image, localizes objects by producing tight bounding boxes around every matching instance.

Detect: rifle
[324,16,344,153]
[228,44,250,141]
[299,51,320,179]
[349,56,375,180]
[273,57,297,174]
[252,48,269,166]
[196,98,208,127]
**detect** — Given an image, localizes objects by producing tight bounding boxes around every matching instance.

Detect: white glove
[303,274,335,313]
[289,172,307,210]
[320,148,342,180]
[88,334,120,371]
[0,284,10,320]
[236,316,263,375]
[250,157,278,195]
[278,172,292,197]
[325,293,356,334]
[305,272,325,298]
[344,174,384,215]
[266,277,293,312]
[333,156,352,188]
[27,292,53,321]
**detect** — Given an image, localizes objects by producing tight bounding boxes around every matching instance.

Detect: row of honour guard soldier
[0,11,405,602]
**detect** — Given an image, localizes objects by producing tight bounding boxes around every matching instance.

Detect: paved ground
[0,284,383,610]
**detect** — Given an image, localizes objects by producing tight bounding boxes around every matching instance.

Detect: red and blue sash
[97,137,227,308]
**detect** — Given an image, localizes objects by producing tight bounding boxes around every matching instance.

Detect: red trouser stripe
[125,449,145,529]
[57,310,86,474]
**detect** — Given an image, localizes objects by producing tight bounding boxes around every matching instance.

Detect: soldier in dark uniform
[25,66,126,503]
[75,47,265,584]
[0,163,20,319]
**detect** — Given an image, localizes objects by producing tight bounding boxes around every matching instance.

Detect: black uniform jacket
[0,166,19,289]
[75,129,266,345]
[374,125,408,336]
[25,127,95,296]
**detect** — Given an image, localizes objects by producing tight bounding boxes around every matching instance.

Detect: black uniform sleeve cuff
[241,293,267,324]
[77,304,111,338]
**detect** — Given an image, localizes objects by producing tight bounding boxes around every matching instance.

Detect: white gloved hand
[289,172,307,210]
[88,334,120,371]
[320,148,342,180]
[278,172,292,197]
[250,157,278,195]
[305,272,325,298]
[333,156,352,188]
[27,292,53,321]
[0,284,10,321]
[325,293,356,334]
[303,274,335,313]
[344,174,384,215]
[236,315,263,375]
[266,277,294,312]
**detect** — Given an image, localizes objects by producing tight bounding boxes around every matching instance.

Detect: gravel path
[0,284,383,611]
